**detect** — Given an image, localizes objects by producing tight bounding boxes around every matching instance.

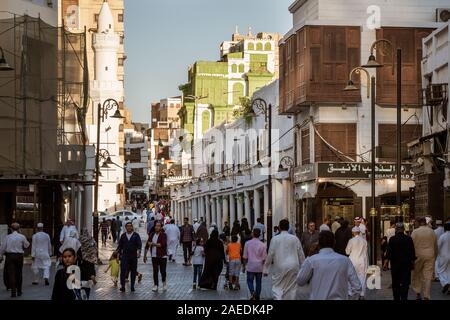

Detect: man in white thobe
[345,226,368,299]
[59,219,79,244]
[31,223,52,286]
[435,220,445,240]
[436,223,450,294]
[164,219,180,262]
[297,230,362,300]
[193,218,200,234]
[263,219,305,300]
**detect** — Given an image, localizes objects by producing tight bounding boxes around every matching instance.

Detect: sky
[124,0,294,122]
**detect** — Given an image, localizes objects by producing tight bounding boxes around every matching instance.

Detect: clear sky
[124,0,293,122]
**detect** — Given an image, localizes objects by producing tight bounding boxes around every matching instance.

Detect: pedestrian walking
[411,216,438,300]
[384,223,416,300]
[132,217,140,233]
[345,226,368,300]
[59,219,79,244]
[263,219,305,300]
[117,221,142,292]
[111,218,118,243]
[435,220,445,240]
[435,222,450,295]
[331,216,341,234]
[300,222,319,257]
[192,238,205,290]
[231,221,241,237]
[180,217,195,266]
[147,216,155,235]
[100,218,109,246]
[226,235,242,290]
[51,248,80,300]
[296,231,362,300]
[334,220,352,256]
[144,221,168,292]
[59,230,81,256]
[209,222,218,236]
[115,217,122,242]
[0,223,30,297]
[104,251,120,287]
[193,218,200,234]
[31,223,52,286]
[243,228,267,300]
[385,220,396,243]
[78,228,98,299]
[196,221,209,242]
[240,218,252,251]
[199,230,226,290]
[273,226,280,236]
[222,221,231,238]
[319,215,331,232]
[354,217,367,239]
[164,219,180,262]
[253,218,266,241]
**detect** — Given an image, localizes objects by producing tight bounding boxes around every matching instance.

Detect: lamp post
[251,98,272,243]
[344,67,377,265]
[362,40,403,221]
[94,99,124,252]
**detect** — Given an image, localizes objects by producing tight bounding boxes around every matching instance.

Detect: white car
[104,210,144,224]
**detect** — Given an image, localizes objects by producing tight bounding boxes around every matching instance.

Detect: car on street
[103,210,144,225]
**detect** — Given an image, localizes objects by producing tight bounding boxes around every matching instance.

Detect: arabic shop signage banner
[318,162,414,180]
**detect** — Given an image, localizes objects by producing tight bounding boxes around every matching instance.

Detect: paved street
[1,228,449,300]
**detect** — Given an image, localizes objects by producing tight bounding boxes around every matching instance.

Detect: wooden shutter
[301,128,310,165]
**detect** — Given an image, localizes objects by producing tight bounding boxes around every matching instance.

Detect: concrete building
[124,123,151,204]
[280,0,447,234]
[408,20,450,221]
[170,80,296,234]
[179,30,281,177]
[149,97,183,199]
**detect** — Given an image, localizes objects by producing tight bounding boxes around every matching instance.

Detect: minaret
[89,0,124,212]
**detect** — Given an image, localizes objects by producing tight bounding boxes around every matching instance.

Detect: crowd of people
[0,203,449,301]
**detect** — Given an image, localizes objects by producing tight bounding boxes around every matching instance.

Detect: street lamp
[363,39,402,219]
[344,66,377,265]
[94,98,124,255]
[250,97,273,242]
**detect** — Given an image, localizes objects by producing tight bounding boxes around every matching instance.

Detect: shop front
[294,162,415,234]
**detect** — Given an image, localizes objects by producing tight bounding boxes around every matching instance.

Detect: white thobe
[435,227,445,241]
[59,225,79,243]
[436,231,450,287]
[31,231,52,279]
[193,222,200,233]
[346,235,368,297]
[164,224,180,256]
[263,231,305,300]
[132,219,140,232]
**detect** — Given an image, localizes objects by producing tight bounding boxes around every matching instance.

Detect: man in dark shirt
[100,219,109,246]
[300,222,319,256]
[116,222,142,292]
[180,217,195,266]
[222,221,231,238]
[385,223,416,300]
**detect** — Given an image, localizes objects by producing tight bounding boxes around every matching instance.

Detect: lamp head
[362,54,383,68]
[344,79,359,91]
[101,162,110,169]
[105,156,114,165]
[111,109,124,119]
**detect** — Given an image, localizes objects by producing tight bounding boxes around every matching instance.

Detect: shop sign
[318,162,414,180]
[293,164,315,183]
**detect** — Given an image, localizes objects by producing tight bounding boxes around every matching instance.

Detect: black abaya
[198,238,225,290]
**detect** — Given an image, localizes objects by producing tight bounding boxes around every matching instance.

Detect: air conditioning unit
[436,8,450,22]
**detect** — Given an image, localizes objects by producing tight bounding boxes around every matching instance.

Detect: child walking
[192,238,205,290]
[105,251,120,287]
[226,235,241,290]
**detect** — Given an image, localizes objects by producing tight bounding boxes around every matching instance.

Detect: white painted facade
[170,80,296,232]
[87,1,124,211]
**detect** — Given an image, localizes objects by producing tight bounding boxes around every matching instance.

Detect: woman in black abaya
[198,230,225,290]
